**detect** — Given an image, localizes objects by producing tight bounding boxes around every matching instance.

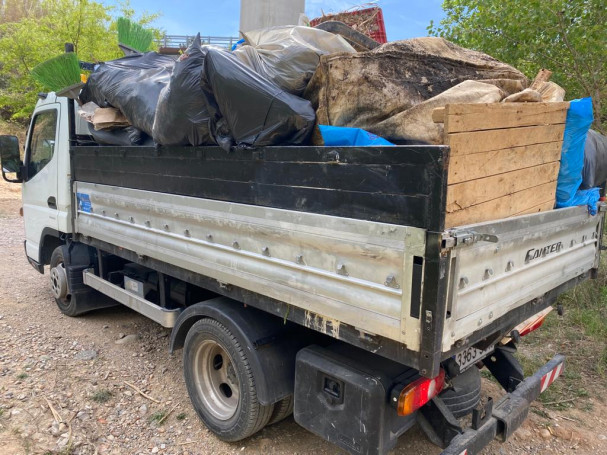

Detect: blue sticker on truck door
[76,192,92,213]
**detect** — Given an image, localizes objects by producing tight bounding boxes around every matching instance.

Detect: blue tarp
[318,125,394,146]
[555,98,599,214]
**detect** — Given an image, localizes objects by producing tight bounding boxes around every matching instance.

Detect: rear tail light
[396,369,446,416]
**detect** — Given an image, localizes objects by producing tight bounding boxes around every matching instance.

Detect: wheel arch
[39,228,65,266]
[171,297,305,406]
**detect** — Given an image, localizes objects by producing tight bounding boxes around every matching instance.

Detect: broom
[117,17,154,53]
[30,52,82,93]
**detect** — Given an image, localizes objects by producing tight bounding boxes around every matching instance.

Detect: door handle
[47,196,57,209]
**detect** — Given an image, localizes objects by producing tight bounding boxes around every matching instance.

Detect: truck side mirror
[0,135,23,183]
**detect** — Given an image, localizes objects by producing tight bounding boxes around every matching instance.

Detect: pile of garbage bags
[79,27,354,149]
[79,27,577,149]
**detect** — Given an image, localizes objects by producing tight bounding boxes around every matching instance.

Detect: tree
[0,0,160,122]
[429,0,606,132]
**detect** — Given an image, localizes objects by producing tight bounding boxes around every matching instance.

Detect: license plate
[454,345,494,372]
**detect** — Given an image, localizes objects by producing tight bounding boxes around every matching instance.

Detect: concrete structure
[240,0,305,34]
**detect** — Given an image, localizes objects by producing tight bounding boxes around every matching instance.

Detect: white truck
[1,92,603,454]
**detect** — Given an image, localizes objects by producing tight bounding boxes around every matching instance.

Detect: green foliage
[429,0,607,132]
[31,53,82,91]
[91,389,113,403]
[117,17,154,52]
[149,410,167,424]
[0,0,162,122]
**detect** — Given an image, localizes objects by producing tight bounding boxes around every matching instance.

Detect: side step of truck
[82,269,181,327]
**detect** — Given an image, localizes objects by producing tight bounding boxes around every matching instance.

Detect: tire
[267,395,293,426]
[439,366,481,418]
[183,318,274,441]
[50,246,82,317]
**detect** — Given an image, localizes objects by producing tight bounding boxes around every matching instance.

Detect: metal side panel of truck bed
[73,181,427,349]
[73,181,603,374]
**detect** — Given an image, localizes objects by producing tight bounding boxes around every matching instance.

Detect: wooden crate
[433,102,569,228]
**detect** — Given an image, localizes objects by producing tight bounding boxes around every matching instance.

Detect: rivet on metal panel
[137,254,146,261]
[477,319,483,326]
[114,213,119,219]
[425,310,433,324]
[336,263,348,276]
[506,260,514,272]
[489,311,494,319]
[494,246,500,253]
[206,234,213,242]
[459,276,469,289]
[384,274,400,289]
[582,235,587,242]
[129,216,134,223]
[570,239,576,247]
[262,247,270,257]
[184,229,191,237]
[145,220,151,228]
[296,255,305,265]
[420,369,427,375]
[455,339,464,348]
[483,268,494,280]
[451,331,456,338]
[102,210,106,216]
[232,241,240,250]
[163,224,170,231]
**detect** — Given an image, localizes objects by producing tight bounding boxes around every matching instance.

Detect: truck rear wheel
[184,318,274,441]
[267,395,294,426]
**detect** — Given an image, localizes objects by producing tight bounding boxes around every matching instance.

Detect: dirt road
[1,178,606,455]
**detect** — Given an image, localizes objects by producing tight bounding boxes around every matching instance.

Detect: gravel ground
[1,178,606,455]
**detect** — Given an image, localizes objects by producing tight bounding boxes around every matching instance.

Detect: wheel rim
[193,339,240,420]
[50,263,70,302]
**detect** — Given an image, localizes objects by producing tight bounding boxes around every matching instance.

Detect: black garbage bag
[80,52,175,137]
[153,34,212,146]
[582,129,607,189]
[200,48,316,151]
[87,123,154,146]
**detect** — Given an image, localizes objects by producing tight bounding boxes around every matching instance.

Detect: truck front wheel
[183,318,274,441]
[50,246,78,316]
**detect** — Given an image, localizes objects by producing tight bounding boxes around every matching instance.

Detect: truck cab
[5,94,74,270]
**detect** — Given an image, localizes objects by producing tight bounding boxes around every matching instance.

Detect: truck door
[22,104,60,263]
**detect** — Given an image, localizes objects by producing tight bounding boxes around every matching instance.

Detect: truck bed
[71,145,603,376]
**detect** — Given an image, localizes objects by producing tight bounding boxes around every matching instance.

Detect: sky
[103,0,446,41]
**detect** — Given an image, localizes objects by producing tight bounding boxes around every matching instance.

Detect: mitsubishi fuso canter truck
[1,92,602,455]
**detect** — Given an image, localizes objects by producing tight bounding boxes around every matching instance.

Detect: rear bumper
[441,354,565,455]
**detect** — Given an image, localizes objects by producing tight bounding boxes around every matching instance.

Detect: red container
[310,7,388,44]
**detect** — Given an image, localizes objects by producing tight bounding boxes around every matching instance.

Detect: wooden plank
[447,124,565,156]
[432,107,445,123]
[445,182,557,228]
[447,141,562,184]
[529,69,553,91]
[444,102,568,134]
[446,162,559,212]
[514,200,555,216]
